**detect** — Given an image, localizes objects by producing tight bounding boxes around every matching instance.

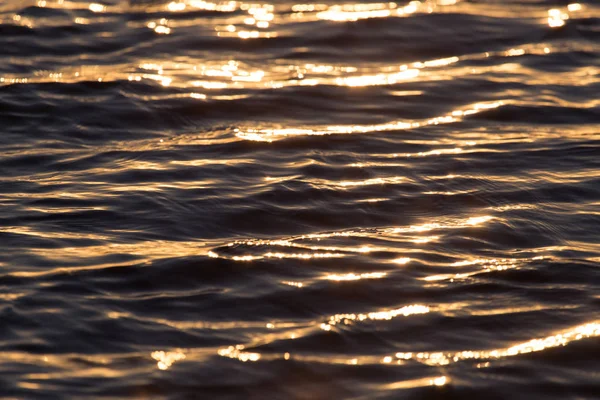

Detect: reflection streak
[151,350,186,370]
[324,304,430,329]
[393,321,600,366]
[237,102,503,142]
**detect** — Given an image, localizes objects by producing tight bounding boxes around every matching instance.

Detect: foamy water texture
[1,0,599,398]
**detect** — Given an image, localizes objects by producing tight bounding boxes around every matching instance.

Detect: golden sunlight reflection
[208,250,345,261]
[324,272,387,281]
[282,281,304,288]
[548,9,568,28]
[335,69,419,87]
[317,176,406,188]
[4,238,218,277]
[408,147,463,157]
[162,0,238,13]
[206,214,495,265]
[357,197,391,203]
[2,40,570,95]
[412,236,438,244]
[208,237,390,261]
[465,215,494,225]
[214,305,434,365]
[7,211,497,279]
[214,318,599,371]
[432,376,448,386]
[323,304,430,330]
[421,256,542,282]
[392,321,600,366]
[151,350,186,370]
[88,3,105,13]
[383,375,449,390]
[315,1,432,22]
[218,346,261,362]
[421,56,459,68]
[0,293,26,301]
[545,3,584,28]
[392,257,411,265]
[167,1,186,12]
[236,101,503,142]
[391,215,493,234]
[4,2,600,393]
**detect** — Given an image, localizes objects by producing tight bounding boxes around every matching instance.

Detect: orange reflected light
[88,3,105,12]
[323,304,430,329]
[324,272,387,281]
[151,350,186,370]
[218,346,261,362]
[548,9,568,28]
[392,321,600,366]
[236,101,502,141]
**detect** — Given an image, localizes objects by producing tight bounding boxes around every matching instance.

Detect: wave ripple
[1,0,599,398]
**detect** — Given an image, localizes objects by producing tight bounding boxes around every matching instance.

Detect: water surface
[1,0,599,398]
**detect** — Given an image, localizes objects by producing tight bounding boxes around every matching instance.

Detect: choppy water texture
[1,0,600,398]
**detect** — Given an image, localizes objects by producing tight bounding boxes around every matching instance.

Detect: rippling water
[1,0,599,398]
